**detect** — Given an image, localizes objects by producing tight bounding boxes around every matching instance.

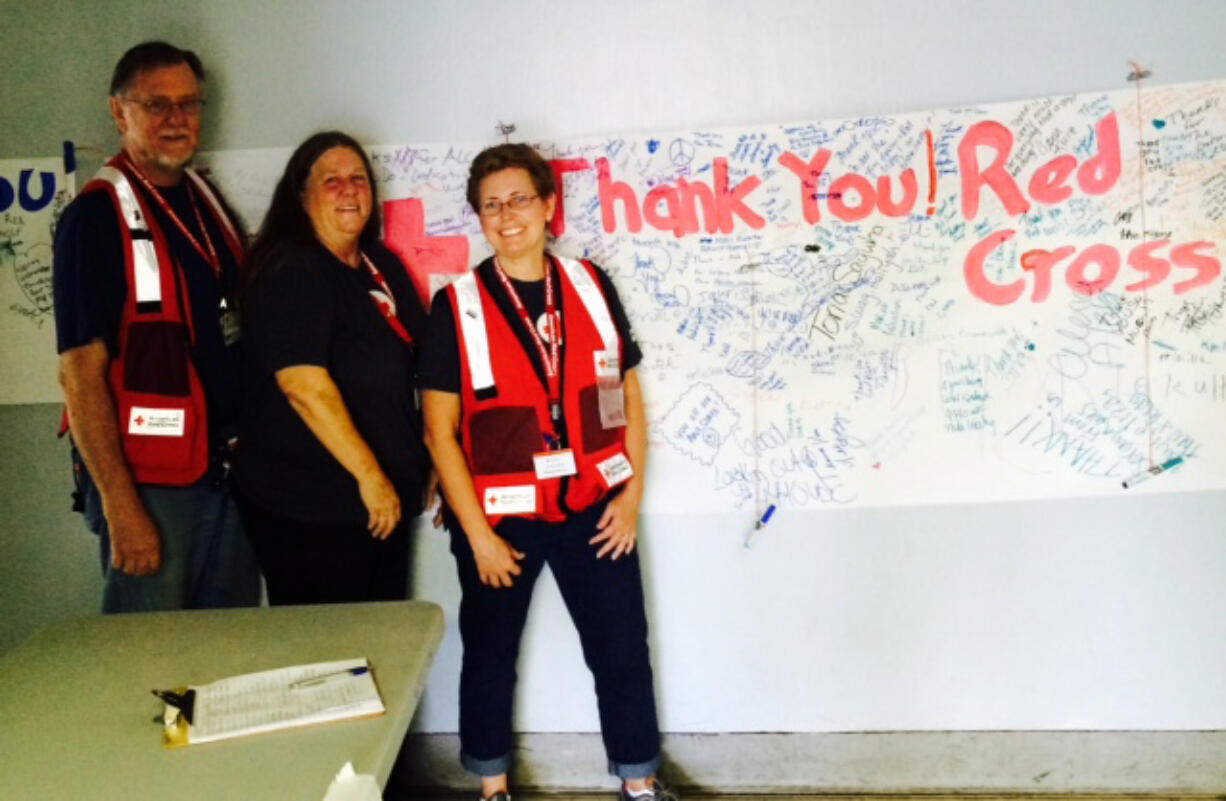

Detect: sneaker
[620,777,679,801]
[481,793,511,801]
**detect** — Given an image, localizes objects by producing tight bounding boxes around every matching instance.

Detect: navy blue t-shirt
[234,242,430,526]
[52,169,243,435]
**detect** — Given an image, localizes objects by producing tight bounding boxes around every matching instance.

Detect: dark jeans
[236,491,409,605]
[447,499,661,779]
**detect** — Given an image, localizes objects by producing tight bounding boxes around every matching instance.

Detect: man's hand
[60,341,161,575]
[104,494,161,574]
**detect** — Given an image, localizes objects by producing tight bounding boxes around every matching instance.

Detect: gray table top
[0,600,444,801]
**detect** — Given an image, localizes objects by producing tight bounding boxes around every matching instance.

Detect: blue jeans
[81,464,261,613]
[446,499,661,780]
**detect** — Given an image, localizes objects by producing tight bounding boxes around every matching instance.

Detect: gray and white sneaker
[481,793,511,801]
[619,778,679,801]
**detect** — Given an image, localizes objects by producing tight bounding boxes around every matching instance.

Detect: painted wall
[3,0,1225,734]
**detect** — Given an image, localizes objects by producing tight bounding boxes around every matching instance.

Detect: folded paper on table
[321,762,382,801]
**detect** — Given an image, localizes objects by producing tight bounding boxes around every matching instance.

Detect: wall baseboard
[392,732,1226,794]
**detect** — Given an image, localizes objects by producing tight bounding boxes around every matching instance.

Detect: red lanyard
[121,153,222,280]
[360,253,414,346]
[493,256,562,420]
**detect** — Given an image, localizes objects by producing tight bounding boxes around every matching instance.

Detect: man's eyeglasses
[478,194,538,217]
[122,96,206,118]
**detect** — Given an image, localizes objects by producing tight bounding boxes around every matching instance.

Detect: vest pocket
[578,384,622,452]
[469,406,540,474]
[123,321,191,396]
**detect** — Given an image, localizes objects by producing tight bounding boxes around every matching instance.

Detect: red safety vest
[60,155,244,486]
[450,256,633,525]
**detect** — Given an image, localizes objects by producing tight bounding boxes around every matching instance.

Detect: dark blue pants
[236,491,410,605]
[447,499,661,779]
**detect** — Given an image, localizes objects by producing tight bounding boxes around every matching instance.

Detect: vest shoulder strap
[555,256,619,352]
[184,168,242,249]
[452,271,496,392]
[89,165,162,306]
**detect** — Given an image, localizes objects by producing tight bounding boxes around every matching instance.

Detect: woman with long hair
[235,131,430,604]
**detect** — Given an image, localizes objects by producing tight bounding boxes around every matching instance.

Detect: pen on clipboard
[289,666,369,689]
[744,504,776,548]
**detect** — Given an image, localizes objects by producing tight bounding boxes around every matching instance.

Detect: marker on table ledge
[744,504,777,548]
[1121,455,1184,489]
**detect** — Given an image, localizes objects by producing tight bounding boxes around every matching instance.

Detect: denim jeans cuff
[608,753,660,780]
[461,748,512,777]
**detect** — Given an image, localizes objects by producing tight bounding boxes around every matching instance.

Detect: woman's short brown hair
[466,143,556,213]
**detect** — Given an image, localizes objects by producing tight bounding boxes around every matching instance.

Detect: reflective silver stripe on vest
[184,168,241,246]
[93,166,161,305]
[555,256,620,352]
[456,259,621,395]
[453,271,495,392]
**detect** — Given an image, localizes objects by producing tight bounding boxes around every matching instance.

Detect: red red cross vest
[60,155,244,486]
[449,256,633,525]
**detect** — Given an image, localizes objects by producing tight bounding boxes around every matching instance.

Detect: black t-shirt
[417,256,642,395]
[234,241,430,526]
[52,171,243,434]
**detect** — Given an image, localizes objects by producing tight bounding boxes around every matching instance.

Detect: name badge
[483,485,537,515]
[219,298,240,347]
[128,406,186,437]
[595,452,634,488]
[594,350,620,379]
[533,448,577,479]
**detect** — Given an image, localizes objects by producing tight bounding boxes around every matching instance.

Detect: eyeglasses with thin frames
[478,194,539,217]
[121,96,206,118]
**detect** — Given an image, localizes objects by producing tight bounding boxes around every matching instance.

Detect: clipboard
[155,657,384,747]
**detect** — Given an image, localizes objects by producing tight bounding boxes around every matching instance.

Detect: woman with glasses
[419,144,675,801]
[234,131,431,604]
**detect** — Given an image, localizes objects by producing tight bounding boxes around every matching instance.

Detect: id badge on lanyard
[495,258,576,478]
[218,296,240,346]
[534,448,577,479]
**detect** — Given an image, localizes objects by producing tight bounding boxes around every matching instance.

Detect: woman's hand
[470,531,525,588]
[590,489,641,560]
[590,371,647,561]
[423,390,526,586]
[276,365,405,538]
[357,469,401,539]
[424,469,444,529]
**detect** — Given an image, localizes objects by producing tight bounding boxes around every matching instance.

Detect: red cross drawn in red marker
[383,197,469,307]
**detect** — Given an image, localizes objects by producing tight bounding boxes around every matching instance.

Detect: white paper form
[185,657,384,743]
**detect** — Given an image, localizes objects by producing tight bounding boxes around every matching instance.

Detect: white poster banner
[0,157,71,405]
[159,81,1226,511]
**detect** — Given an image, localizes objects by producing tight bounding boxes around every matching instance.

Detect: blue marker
[63,140,77,197]
[744,504,777,548]
[289,665,369,689]
[1121,455,1184,489]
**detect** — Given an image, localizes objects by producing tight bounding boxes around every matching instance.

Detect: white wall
[3,0,1226,734]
